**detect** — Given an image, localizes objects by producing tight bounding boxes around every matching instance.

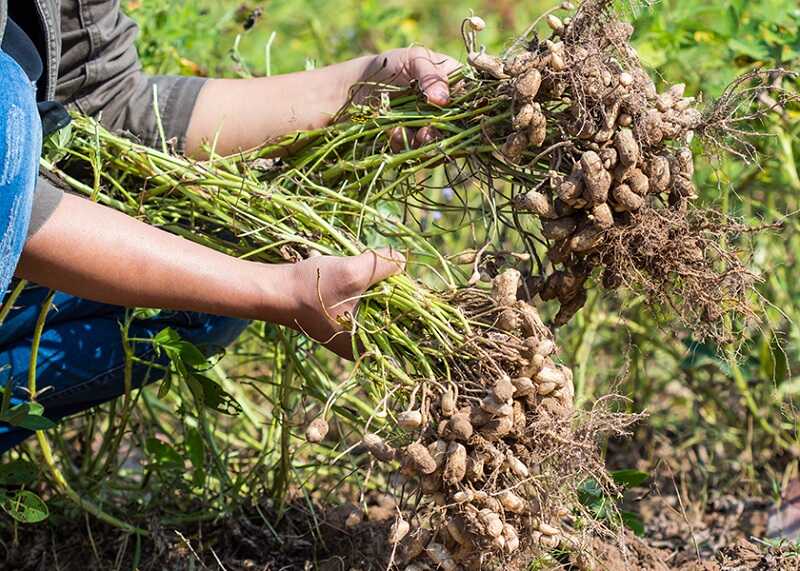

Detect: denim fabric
[0,286,249,453]
[0,49,39,297]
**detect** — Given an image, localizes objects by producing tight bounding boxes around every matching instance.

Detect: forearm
[185,56,374,157]
[15,193,295,324]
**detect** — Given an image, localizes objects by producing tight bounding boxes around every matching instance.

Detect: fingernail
[428,88,448,105]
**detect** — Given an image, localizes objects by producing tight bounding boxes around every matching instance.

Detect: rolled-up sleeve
[55,0,206,153]
[29,177,63,238]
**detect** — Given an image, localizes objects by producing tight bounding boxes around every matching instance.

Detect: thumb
[357,247,406,288]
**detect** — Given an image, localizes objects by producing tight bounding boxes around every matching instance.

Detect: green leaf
[157,373,173,398]
[152,327,182,348]
[16,415,56,431]
[187,373,242,416]
[0,459,38,486]
[592,496,609,519]
[2,491,49,523]
[145,437,182,467]
[185,427,206,487]
[578,478,607,516]
[759,334,788,384]
[152,327,212,370]
[727,37,770,60]
[578,477,603,499]
[620,510,645,536]
[634,41,669,68]
[26,402,44,416]
[0,401,55,431]
[0,403,30,426]
[132,308,163,320]
[611,469,649,488]
[722,5,741,37]
[680,340,731,375]
[177,342,210,369]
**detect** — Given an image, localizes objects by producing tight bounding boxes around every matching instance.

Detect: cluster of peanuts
[351,268,577,569]
[467,4,702,326]
[304,6,706,566]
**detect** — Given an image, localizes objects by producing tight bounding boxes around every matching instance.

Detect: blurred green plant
[579,468,649,536]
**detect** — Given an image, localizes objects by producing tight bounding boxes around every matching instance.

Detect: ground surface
[2,436,798,571]
[1,492,795,570]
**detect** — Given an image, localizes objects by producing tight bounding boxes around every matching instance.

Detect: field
[1,0,799,569]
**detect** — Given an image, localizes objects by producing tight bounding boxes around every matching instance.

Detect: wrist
[249,262,302,326]
[333,55,379,106]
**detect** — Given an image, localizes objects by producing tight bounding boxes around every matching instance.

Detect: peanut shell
[443,442,467,486]
[388,518,410,544]
[591,203,614,229]
[516,69,543,100]
[446,413,474,441]
[541,216,578,241]
[580,150,611,204]
[468,50,508,79]
[568,225,604,253]
[406,442,437,474]
[614,128,639,166]
[514,190,557,218]
[305,418,329,443]
[363,433,396,462]
[397,410,423,430]
[613,183,644,211]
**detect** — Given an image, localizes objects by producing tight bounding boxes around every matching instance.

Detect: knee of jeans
[179,315,250,351]
[0,52,42,296]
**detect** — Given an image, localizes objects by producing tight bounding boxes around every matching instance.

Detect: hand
[286,248,406,359]
[362,47,461,106]
[358,47,461,150]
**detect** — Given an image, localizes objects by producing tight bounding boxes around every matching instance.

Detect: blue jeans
[0,50,249,453]
[0,50,39,297]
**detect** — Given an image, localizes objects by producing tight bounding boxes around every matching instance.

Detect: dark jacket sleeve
[55,0,206,153]
[29,176,63,238]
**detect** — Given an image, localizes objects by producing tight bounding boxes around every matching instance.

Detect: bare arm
[16,193,403,358]
[185,48,460,157]
[18,194,281,320]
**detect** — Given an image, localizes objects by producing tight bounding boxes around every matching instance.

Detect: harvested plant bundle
[235,0,767,339]
[39,0,777,566]
[45,116,636,568]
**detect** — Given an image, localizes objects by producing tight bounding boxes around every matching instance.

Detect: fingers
[358,247,406,288]
[326,332,356,361]
[408,48,461,106]
[325,248,404,359]
[413,125,443,147]
[387,125,443,152]
[323,248,404,360]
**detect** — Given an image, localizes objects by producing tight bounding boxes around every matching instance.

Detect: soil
[1,426,796,570]
[1,483,796,571]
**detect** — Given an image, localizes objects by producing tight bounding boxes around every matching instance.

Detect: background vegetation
[1,0,798,566]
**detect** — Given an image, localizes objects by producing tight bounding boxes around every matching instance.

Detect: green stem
[28,291,146,535]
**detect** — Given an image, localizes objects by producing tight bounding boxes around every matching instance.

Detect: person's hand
[363,47,461,106]
[286,248,406,359]
[358,47,461,150]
